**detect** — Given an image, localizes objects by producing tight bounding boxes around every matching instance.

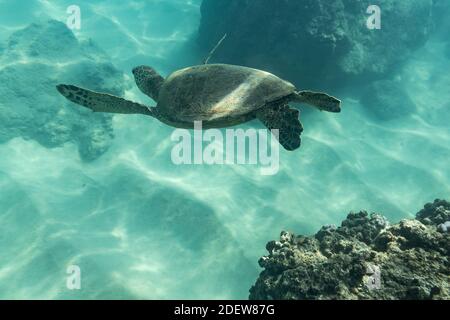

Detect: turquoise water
[0,1,449,299]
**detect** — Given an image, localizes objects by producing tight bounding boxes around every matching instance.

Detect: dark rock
[416,199,450,225]
[338,211,389,244]
[198,0,434,89]
[250,200,450,300]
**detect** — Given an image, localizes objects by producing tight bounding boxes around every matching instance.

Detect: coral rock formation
[250,200,450,300]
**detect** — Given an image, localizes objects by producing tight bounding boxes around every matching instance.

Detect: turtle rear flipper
[294,90,341,113]
[56,84,154,116]
[257,104,303,151]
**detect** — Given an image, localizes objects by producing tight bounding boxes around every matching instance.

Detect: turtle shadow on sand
[56,62,341,152]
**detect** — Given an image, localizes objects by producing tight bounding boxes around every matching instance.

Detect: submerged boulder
[250,200,450,300]
[198,0,434,88]
[0,20,128,161]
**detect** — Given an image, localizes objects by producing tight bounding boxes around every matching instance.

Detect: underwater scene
[0,0,449,300]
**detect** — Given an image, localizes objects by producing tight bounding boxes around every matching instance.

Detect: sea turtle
[56,64,341,150]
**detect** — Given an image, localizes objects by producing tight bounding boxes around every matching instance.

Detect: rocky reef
[250,199,450,300]
[0,20,128,161]
[198,0,434,88]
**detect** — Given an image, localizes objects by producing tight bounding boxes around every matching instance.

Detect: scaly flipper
[293,90,341,113]
[56,84,154,116]
[257,104,303,151]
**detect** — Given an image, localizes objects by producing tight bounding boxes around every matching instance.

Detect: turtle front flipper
[56,84,154,116]
[257,104,303,151]
[293,91,341,113]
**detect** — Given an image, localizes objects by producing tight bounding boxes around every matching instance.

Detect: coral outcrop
[0,20,128,161]
[250,199,450,300]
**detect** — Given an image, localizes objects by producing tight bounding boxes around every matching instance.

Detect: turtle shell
[156,64,296,124]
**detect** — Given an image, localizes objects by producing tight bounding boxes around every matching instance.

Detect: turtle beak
[56,84,66,94]
[132,67,143,76]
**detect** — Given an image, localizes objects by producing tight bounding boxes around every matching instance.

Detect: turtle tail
[293,91,341,113]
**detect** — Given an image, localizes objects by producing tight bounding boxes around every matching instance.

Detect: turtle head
[132,66,164,102]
